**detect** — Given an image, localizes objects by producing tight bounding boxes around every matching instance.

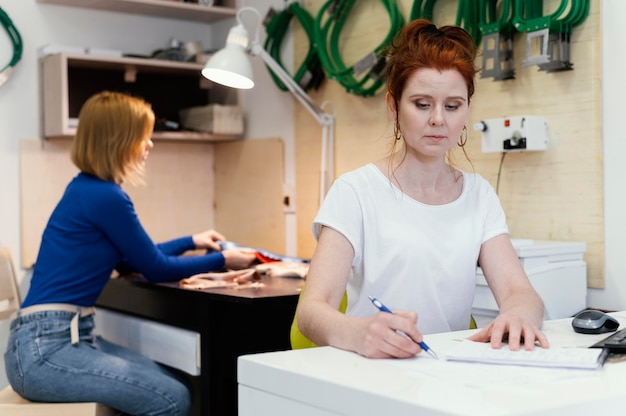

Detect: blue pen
[368,296,439,359]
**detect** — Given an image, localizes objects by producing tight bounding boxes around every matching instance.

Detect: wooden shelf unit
[40,53,241,141]
[36,0,238,23]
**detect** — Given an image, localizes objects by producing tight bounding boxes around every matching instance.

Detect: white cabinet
[473,239,588,326]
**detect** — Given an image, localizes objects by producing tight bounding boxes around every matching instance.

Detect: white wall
[592,0,626,310]
[0,0,292,388]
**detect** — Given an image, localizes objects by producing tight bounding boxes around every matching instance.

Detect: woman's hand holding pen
[369,297,438,359]
[357,310,424,359]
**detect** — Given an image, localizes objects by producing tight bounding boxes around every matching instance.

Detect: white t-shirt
[313,163,509,334]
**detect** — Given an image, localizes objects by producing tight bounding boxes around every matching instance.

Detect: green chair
[290,288,348,349]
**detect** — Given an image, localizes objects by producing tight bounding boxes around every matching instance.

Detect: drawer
[94,308,201,375]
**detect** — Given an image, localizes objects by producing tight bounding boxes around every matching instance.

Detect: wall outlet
[474,115,548,153]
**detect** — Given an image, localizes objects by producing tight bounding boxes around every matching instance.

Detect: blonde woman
[4,91,254,415]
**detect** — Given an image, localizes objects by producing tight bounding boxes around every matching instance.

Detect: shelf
[46,131,242,142]
[36,0,237,23]
[40,53,241,142]
[152,131,241,141]
[60,53,207,75]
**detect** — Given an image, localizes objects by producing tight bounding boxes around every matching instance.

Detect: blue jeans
[4,310,191,416]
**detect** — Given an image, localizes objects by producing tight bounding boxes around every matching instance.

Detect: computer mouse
[571,309,619,334]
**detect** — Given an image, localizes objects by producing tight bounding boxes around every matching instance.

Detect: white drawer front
[94,309,201,375]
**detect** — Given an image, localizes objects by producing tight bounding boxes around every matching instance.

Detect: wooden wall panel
[20,139,78,268]
[20,139,215,268]
[20,137,285,269]
[214,138,286,253]
[294,1,603,287]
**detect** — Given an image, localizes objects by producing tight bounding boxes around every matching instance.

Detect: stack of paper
[445,340,608,370]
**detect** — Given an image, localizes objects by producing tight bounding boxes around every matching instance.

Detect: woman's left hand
[467,312,549,351]
[192,229,226,251]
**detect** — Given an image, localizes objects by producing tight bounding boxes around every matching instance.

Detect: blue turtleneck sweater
[23,172,225,307]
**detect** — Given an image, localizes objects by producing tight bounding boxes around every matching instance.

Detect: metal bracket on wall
[522,28,573,71]
[480,32,515,80]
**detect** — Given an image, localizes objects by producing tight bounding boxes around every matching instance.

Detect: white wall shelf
[36,0,237,23]
[40,53,240,141]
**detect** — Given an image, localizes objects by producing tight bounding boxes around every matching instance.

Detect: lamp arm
[319,118,334,204]
[250,43,335,201]
[250,42,335,202]
[250,43,333,127]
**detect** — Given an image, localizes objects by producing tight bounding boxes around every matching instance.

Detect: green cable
[314,0,404,97]
[263,3,325,92]
[410,0,482,46]
[513,0,565,33]
[0,6,22,84]
[515,0,590,33]
[319,0,404,96]
[315,0,357,83]
[410,0,435,21]
[550,0,589,34]
[478,0,515,35]
[456,0,481,46]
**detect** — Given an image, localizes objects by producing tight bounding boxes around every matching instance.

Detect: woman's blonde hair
[71,91,155,185]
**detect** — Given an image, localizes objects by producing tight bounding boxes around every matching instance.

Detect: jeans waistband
[13,303,96,345]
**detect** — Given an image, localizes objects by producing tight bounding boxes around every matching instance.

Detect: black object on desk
[591,327,626,353]
[572,309,619,334]
[96,275,303,416]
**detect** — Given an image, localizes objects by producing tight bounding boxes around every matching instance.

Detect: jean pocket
[39,319,72,338]
[4,338,25,393]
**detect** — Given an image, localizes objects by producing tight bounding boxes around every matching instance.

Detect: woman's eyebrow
[407,94,467,101]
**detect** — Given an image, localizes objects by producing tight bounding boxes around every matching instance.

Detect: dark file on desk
[590,328,626,353]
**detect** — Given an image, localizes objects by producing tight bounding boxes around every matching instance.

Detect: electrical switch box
[474,115,548,153]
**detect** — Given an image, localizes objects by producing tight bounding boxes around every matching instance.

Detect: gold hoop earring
[458,125,468,147]
[394,120,402,141]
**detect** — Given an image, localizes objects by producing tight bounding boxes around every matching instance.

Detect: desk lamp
[201,6,335,204]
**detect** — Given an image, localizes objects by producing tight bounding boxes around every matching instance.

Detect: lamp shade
[201,24,255,89]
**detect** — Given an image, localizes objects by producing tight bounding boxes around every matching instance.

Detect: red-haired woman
[296,20,548,359]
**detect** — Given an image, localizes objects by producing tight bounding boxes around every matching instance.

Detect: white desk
[238,312,626,416]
